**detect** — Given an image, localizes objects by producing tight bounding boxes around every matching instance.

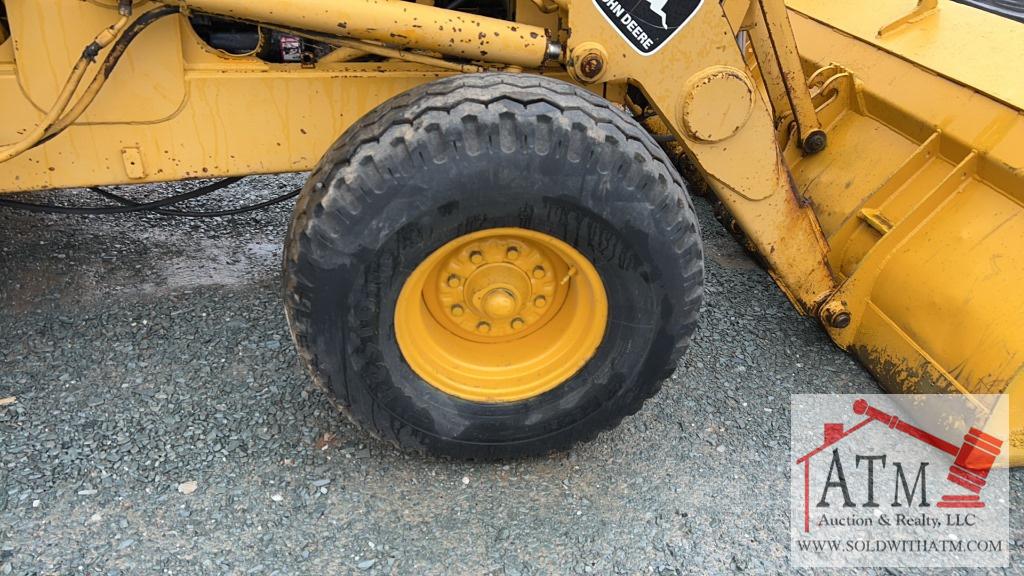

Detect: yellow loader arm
[0,0,1020,459]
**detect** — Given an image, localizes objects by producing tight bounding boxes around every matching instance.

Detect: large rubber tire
[284,73,704,458]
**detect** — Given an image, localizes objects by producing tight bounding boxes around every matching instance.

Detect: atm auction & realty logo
[790,394,1010,568]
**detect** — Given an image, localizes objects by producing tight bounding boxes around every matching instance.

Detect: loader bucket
[782,0,1024,463]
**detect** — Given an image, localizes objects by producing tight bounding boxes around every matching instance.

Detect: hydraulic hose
[0,15,130,164]
[0,176,306,218]
[0,177,244,215]
[36,5,181,148]
[89,182,300,217]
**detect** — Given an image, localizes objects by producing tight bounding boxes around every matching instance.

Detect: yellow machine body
[0,0,1021,459]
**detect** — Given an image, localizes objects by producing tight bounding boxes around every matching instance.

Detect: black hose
[0,177,245,215]
[0,5,299,219]
[97,6,181,80]
[34,5,181,148]
[89,185,301,218]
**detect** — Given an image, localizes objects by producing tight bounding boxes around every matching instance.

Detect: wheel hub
[480,288,517,319]
[429,236,567,342]
[394,228,608,402]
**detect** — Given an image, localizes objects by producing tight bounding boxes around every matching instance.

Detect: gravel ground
[0,175,1020,575]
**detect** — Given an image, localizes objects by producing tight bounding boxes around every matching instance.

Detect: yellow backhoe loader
[1,0,1021,460]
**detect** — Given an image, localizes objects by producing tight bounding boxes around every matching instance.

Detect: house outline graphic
[795,399,1002,533]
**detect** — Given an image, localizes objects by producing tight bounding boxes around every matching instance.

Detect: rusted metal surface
[578,52,604,80]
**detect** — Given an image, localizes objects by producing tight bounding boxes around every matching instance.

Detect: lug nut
[532,266,546,279]
[469,251,484,265]
[476,321,491,334]
[534,295,547,308]
[511,318,525,330]
[447,274,461,288]
[506,246,520,260]
[451,304,464,317]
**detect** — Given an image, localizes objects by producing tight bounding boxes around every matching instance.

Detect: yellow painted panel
[514,0,559,29]
[0,37,12,63]
[0,74,40,143]
[872,182,1024,393]
[793,112,917,235]
[6,0,185,124]
[873,159,954,223]
[787,0,1024,110]
[852,301,956,395]
[0,65,455,191]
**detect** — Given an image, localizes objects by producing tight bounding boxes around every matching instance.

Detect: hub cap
[394,228,608,402]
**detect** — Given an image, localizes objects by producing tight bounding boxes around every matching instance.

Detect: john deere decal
[595,0,704,55]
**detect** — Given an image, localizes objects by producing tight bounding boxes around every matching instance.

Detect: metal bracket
[878,0,939,37]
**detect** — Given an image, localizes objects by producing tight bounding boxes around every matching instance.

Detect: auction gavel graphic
[853,399,1003,507]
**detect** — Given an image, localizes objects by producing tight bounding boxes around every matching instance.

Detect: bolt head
[803,130,828,155]
[469,251,484,265]
[506,246,520,260]
[447,274,461,288]
[579,53,605,80]
[450,304,464,317]
[476,321,491,334]
[822,301,851,329]
[511,318,525,330]
[831,312,852,329]
[532,266,546,279]
[534,295,547,308]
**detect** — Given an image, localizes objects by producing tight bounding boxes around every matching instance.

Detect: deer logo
[646,0,669,28]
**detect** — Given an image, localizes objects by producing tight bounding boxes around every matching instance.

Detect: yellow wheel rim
[395,227,608,403]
